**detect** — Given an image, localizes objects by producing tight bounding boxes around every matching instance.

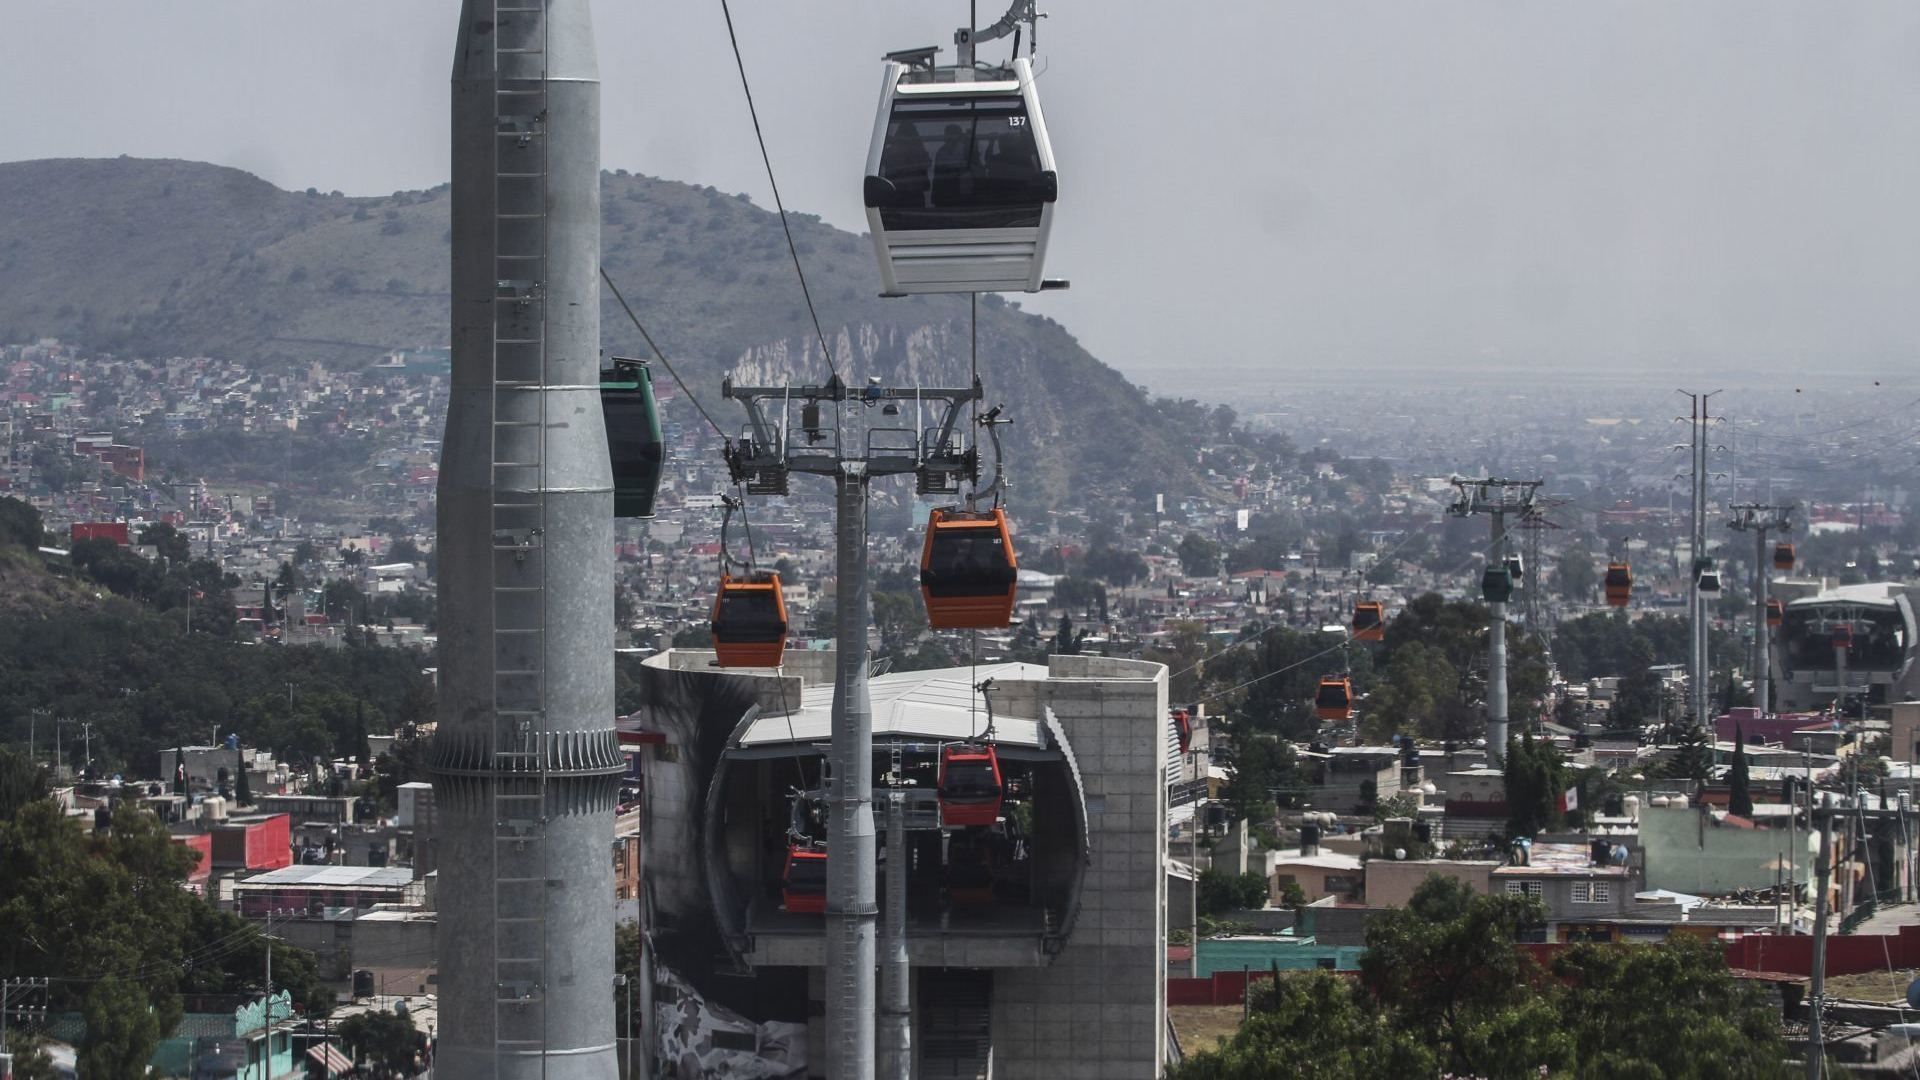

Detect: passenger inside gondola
[873,98,1046,230]
[923,531,1015,597]
[941,758,1000,800]
[879,121,931,200]
[714,588,785,642]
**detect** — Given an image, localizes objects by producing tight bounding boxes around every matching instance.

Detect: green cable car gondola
[1481,565,1514,604]
[600,359,664,518]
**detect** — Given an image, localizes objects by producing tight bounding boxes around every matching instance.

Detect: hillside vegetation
[0,157,1193,503]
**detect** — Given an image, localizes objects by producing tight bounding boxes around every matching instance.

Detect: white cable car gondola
[863,25,1062,296]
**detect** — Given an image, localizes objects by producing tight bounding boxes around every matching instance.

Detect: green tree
[0,496,43,548]
[79,977,162,1080]
[1051,576,1107,621]
[1729,724,1753,817]
[872,590,924,654]
[388,538,424,565]
[234,743,253,807]
[1361,877,1571,1078]
[1666,724,1714,783]
[1504,732,1566,838]
[1208,626,1325,739]
[337,1007,424,1077]
[1177,532,1222,577]
[1554,545,1599,601]
[137,522,192,564]
[1081,543,1149,586]
[1197,868,1270,916]
[0,746,48,819]
[1361,640,1455,741]
[1219,730,1300,823]
[1551,936,1791,1079]
[1169,971,1436,1079]
[1051,614,1087,655]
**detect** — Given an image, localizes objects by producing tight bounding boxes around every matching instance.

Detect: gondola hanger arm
[957,0,1044,67]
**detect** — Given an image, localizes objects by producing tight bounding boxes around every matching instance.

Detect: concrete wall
[1893,701,1920,764]
[1641,805,1814,894]
[1269,861,1362,904]
[1364,860,1496,908]
[990,654,1168,1080]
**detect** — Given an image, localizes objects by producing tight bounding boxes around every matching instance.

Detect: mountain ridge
[0,156,1194,504]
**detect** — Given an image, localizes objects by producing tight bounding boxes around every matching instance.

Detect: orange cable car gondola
[920,507,1018,630]
[710,571,788,668]
[938,743,1004,827]
[1351,601,1386,642]
[1604,562,1633,608]
[1766,598,1784,628]
[782,845,827,914]
[1314,676,1353,723]
[1774,541,1796,572]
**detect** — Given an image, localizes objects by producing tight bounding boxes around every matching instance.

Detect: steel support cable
[717,0,841,383]
[1733,393,1920,445]
[1158,516,1439,688]
[1196,636,1356,709]
[600,267,728,439]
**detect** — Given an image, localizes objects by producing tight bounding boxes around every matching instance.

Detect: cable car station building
[630,649,1170,1079]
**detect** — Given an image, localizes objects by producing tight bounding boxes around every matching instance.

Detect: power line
[599,266,727,439]
[717,0,842,382]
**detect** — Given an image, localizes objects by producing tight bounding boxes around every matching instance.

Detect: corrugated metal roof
[234,865,415,889]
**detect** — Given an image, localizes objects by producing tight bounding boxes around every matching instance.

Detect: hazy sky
[8,1,1920,386]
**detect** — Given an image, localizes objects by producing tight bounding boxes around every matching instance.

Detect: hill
[0,157,1194,504]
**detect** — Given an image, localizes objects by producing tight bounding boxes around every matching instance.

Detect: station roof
[737,662,1051,750]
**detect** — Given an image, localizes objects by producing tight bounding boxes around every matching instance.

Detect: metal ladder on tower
[489,1,552,1076]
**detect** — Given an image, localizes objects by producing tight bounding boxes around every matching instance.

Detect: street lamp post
[612,973,631,1079]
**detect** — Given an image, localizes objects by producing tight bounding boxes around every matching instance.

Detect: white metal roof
[737,662,1050,749]
[235,865,415,889]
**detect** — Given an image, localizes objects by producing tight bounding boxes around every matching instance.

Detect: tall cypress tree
[234,743,252,807]
[1728,724,1753,817]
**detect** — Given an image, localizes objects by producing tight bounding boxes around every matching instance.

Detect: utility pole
[1727,504,1793,717]
[1678,391,1722,733]
[879,792,911,1079]
[1448,478,1541,763]
[0,977,50,1050]
[723,374,982,1080]
[1808,793,1834,1080]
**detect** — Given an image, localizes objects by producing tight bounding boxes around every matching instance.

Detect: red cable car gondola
[1766,598,1784,628]
[1314,676,1353,722]
[938,743,1004,827]
[1832,623,1854,651]
[1351,601,1386,642]
[710,571,789,668]
[920,508,1018,630]
[782,846,827,914]
[1774,542,1796,572]
[1172,709,1193,754]
[1604,562,1633,608]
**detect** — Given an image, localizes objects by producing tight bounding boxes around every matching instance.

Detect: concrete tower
[430,2,621,1076]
